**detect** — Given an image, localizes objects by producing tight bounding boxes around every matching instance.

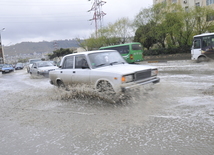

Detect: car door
[72,55,91,85]
[209,36,214,59]
[60,56,74,85]
[30,63,37,75]
[191,39,201,60]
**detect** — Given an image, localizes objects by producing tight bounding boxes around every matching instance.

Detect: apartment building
[153,0,214,8]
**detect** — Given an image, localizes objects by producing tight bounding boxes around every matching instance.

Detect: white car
[30,61,58,77]
[27,59,41,73]
[49,50,160,93]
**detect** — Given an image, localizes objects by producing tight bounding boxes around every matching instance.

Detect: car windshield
[30,59,40,64]
[37,61,54,67]
[16,63,23,67]
[88,51,126,69]
[3,65,11,68]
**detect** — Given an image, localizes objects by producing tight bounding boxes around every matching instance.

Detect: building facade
[153,0,214,8]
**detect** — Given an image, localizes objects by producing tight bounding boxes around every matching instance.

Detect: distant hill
[4,39,80,56]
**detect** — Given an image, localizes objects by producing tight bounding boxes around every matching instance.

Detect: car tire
[57,80,69,91]
[197,56,207,63]
[97,81,114,93]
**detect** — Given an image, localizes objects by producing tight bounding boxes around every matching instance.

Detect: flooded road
[0,60,214,155]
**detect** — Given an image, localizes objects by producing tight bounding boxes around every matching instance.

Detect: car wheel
[97,81,114,93]
[197,56,207,63]
[57,80,68,90]
[37,71,41,76]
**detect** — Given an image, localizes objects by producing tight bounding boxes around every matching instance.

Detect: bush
[144,45,191,56]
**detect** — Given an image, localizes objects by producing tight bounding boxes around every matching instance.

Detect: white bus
[191,32,214,62]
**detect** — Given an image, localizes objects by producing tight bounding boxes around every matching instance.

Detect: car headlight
[122,75,133,83]
[38,70,46,73]
[201,50,205,54]
[151,69,158,76]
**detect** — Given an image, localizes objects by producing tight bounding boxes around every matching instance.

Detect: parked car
[27,59,41,73]
[2,64,14,73]
[0,64,3,72]
[49,61,57,66]
[49,50,160,94]
[29,61,58,77]
[15,63,24,70]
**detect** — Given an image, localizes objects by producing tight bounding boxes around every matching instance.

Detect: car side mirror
[82,62,89,69]
[82,64,89,69]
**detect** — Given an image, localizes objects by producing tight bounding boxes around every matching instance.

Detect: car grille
[48,69,55,72]
[135,69,151,81]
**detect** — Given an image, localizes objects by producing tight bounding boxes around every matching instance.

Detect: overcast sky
[0,0,153,46]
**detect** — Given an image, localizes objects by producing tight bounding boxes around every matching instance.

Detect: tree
[134,3,168,48]
[134,3,214,50]
[134,22,157,50]
[77,17,134,50]
[109,17,134,43]
[48,48,74,60]
[192,6,214,34]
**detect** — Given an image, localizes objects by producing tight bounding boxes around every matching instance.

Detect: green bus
[99,42,144,63]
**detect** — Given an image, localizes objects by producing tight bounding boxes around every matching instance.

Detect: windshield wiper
[96,63,105,67]
[110,61,118,65]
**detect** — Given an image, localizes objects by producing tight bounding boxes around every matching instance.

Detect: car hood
[38,66,58,71]
[94,64,157,75]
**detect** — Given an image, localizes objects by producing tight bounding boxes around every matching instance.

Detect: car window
[37,61,53,67]
[29,59,40,64]
[132,44,142,50]
[62,56,74,69]
[75,55,88,69]
[193,39,201,49]
[101,46,129,54]
[88,51,126,69]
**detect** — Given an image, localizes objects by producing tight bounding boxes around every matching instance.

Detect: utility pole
[0,28,5,64]
[88,0,106,38]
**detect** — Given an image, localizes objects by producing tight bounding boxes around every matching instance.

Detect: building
[153,0,214,8]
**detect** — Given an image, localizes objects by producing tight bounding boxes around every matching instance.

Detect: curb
[137,59,193,64]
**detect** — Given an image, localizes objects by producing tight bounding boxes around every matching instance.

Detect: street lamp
[0,28,5,64]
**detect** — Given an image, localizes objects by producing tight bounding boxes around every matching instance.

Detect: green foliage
[144,45,191,56]
[78,3,214,57]
[133,3,214,54]
[17,58,28,63]
[133,22,157,50]
[78,18,133,50]
[48,48,74,60]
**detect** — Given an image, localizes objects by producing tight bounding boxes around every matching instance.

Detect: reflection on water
[1,62,214,155]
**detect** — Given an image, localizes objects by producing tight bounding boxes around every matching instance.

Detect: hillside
[4,39,80,56]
